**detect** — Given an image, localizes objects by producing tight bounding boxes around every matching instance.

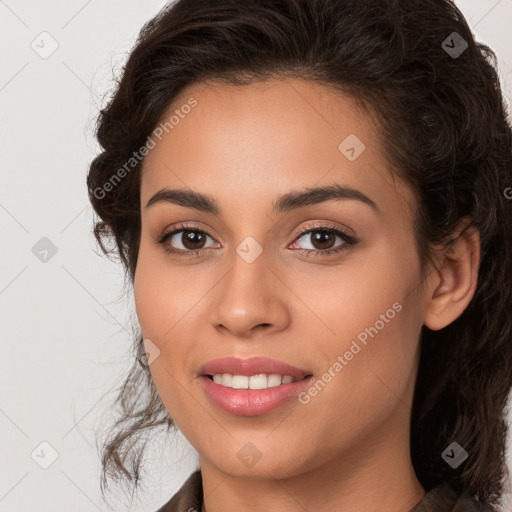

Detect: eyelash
[154,221,357,259]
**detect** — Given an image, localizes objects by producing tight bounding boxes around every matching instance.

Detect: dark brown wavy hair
[87,0,512,508]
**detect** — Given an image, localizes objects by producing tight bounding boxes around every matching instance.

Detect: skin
[133,78,480,512]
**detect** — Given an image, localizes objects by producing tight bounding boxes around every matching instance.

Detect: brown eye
[156,225,220,257]
[288,225,357,258]
[307,230,337,250]
[179,230,208,250]
[163,228,217,251]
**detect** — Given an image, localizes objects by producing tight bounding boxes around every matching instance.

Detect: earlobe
[423,223,480,331]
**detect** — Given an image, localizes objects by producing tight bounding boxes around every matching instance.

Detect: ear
[423,220,480,331]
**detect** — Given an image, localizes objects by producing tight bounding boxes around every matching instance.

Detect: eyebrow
[145,183,380,215]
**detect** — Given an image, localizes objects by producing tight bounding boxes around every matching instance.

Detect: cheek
[133,246,162,337]
[133,242,212,382]
[133,242,199,338]
[301,237,422,401]
[133,246,188,379]
[133,249,197,425]
[299,239,417,337]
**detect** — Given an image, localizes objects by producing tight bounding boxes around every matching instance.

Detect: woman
[87,0,512,510]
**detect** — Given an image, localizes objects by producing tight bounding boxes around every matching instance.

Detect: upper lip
[199,356,312,378]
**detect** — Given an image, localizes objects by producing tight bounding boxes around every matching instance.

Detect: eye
[289,224,357,257]
[155,222,220,258]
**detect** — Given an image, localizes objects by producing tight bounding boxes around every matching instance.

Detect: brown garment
[156,470,495,512]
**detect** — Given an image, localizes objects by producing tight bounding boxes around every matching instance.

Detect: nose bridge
[208,242,291,337]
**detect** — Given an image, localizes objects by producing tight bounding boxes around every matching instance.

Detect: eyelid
[153,221,217,244]
[290,219,355,242]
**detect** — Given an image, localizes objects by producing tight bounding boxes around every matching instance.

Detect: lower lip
[199,375,313,416]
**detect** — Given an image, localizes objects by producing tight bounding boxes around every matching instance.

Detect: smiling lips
[199,356,312,379]
[199,356,314,416]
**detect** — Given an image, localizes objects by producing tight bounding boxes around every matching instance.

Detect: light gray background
[1,1,511,511]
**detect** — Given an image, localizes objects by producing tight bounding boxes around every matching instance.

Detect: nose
[207,251,292,339]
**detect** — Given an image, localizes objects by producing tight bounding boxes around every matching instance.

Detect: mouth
[203,372,313,390]
[199,371,315,416]
[199,355,313,385]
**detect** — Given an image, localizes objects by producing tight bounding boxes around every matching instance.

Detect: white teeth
[249,374,271,389]
[232,375,249,389]
[220,374,232,387]
[267,374,283,387]
[210,373,299,389]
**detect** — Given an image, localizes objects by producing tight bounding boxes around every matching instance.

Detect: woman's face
[134,78,432,480]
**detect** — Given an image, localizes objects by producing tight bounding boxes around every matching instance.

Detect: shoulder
[155,469,203,512]
[411,482,497,512]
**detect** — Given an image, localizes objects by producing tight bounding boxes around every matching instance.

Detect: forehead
[140,78,415,220]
